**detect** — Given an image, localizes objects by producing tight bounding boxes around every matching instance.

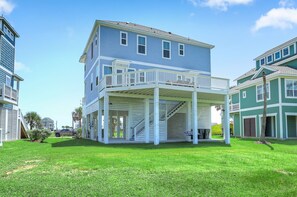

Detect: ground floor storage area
[287,115,297,138]
[243,117,256,137]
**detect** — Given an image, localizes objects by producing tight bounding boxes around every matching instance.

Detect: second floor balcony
[0,83,18,105]
[230,103,240,112]
[98,69,229,94]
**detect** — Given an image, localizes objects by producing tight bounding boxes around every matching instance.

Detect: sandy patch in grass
[6,165,37,175]
[276,169,294,176]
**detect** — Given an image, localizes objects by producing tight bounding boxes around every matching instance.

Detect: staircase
[19,110,29,138]
[130,101,186,141]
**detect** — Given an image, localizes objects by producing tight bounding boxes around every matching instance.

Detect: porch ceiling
[108,88,225,103]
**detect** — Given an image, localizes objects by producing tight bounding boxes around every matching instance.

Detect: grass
[0,138,297,196]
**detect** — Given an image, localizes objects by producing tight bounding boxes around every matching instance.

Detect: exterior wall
[281,78,297,103]
[231,93,239,104]
[0,36,15,73]
[286,59,297,69]
[167,113,186,139]
[240,79,279,109]
[282,106,297,138]
[99,26,211,73]
[233,113,240,136]
[237,75,252,85]
[0,108,19,141]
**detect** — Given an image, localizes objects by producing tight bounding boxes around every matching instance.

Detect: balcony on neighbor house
[98,69,229,94]
[230,103,240,112]
[0,83,18,105]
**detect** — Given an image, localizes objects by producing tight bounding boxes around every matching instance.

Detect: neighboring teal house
[230,37,297,139]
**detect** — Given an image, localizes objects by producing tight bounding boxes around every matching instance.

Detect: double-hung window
[162,40,171,59]
[90,73,93,91]
[178,43,185,56]
[267,54,273,64]
[120,31,128,46]
[256,83,270,102]
[286,79,297,98]
[260,58,265,66]
[96,65,99,86]
[137,35,146,55]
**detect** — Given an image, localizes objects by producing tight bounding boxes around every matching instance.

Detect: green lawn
[0,138,297,196]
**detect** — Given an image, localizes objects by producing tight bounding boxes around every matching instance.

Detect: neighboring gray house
[41,117,54,131]
[0,17,28,143]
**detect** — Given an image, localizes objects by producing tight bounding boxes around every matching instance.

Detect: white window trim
[256,82,271,102]
[102,64,113,77]
[267,54,273,64]
[96,65,99,86]
[178,43,185,56]
[162,40,171,59]
[242,91,246,99]
[139,70,146,83]
[285,79,297,99]
[282,46,290,58]
[260,57,265,66]
[274,51,281,61]
[120,31,128,46]
[137,35,147,55]
[5,75,11,86]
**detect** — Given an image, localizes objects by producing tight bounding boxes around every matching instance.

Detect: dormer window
[282,47,289,57]
[260,58,265,66]
[120,31,128,46]
[274,51,281,61]
[267,54,273,64]
[162,40,171,59]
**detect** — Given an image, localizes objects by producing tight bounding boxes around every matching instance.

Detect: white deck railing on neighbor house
[99,69,229,92]
[0,84,18,104]
[230,103,240,112]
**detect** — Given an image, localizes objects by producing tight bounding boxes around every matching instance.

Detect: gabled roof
[251,66,277,80]
[80,20,214,63]
[254,36,297,61]
[234,68,256,81]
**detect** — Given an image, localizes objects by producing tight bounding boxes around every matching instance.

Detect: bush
[211,124,234,136]
[28,129,51,143]
[75,128,82,139]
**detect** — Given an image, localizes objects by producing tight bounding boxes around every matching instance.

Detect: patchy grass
[0,138,297,196]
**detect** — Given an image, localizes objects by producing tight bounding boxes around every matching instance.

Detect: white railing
[0,83,18,104]
[230,103,240,112]
[99,69,229,92]
[19,110,29,131]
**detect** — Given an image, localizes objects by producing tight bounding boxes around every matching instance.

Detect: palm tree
[24,112,42,130]
[260,71,267,143]
[72,107,82,128]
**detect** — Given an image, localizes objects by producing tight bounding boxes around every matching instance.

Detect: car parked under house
[80,20,230,145]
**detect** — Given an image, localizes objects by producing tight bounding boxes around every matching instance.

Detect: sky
[1,0,297,127]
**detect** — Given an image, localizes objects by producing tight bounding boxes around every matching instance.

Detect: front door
[244,118,256,137]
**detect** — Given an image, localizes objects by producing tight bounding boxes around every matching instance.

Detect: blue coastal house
[80,20,230,145]
[0,17,27,144]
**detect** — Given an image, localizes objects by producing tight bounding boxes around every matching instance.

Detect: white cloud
[188,0,253,11]
[252,7,297,32]
[15,61,30,72]
[279,0,295,7]
[0,0,14,15]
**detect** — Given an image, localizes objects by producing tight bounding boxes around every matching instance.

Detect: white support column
[5,109,8,141]
[224,94,230,144]
[145,98,150,143]
[192,92,198,144]
[90,113,94,140]
[98,99,103,142]
[104,94,109,144]
[186,101,191,131]
[154,87,159,145]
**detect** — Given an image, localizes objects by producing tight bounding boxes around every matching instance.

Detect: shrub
[75,128,82,139]
[28,129,51,143]
[211,124,234,136]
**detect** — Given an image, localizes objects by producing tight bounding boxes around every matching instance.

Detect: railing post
[155,70,159,85]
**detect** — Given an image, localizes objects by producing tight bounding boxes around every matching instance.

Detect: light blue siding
[100,26,211,73]
[0,36,15,73]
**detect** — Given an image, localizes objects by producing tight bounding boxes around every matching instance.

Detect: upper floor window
[90,73,93,91]
[256,83,270,102]
[5,75,11,86]
[178,43,185,56]
[242,91,246,98]
[162,40,171,59]
[260,58,265,66]
[137,35,146,55]
[95,34,98,46]
[3,25,14,41]
[282,47,289,57]
[267,54,273,64]
[274,51,281,61]
[103,65,113,76]
[91,42,94,59]
[120,31,128,46]
[285,79,297,98]
[96,65,99,86]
